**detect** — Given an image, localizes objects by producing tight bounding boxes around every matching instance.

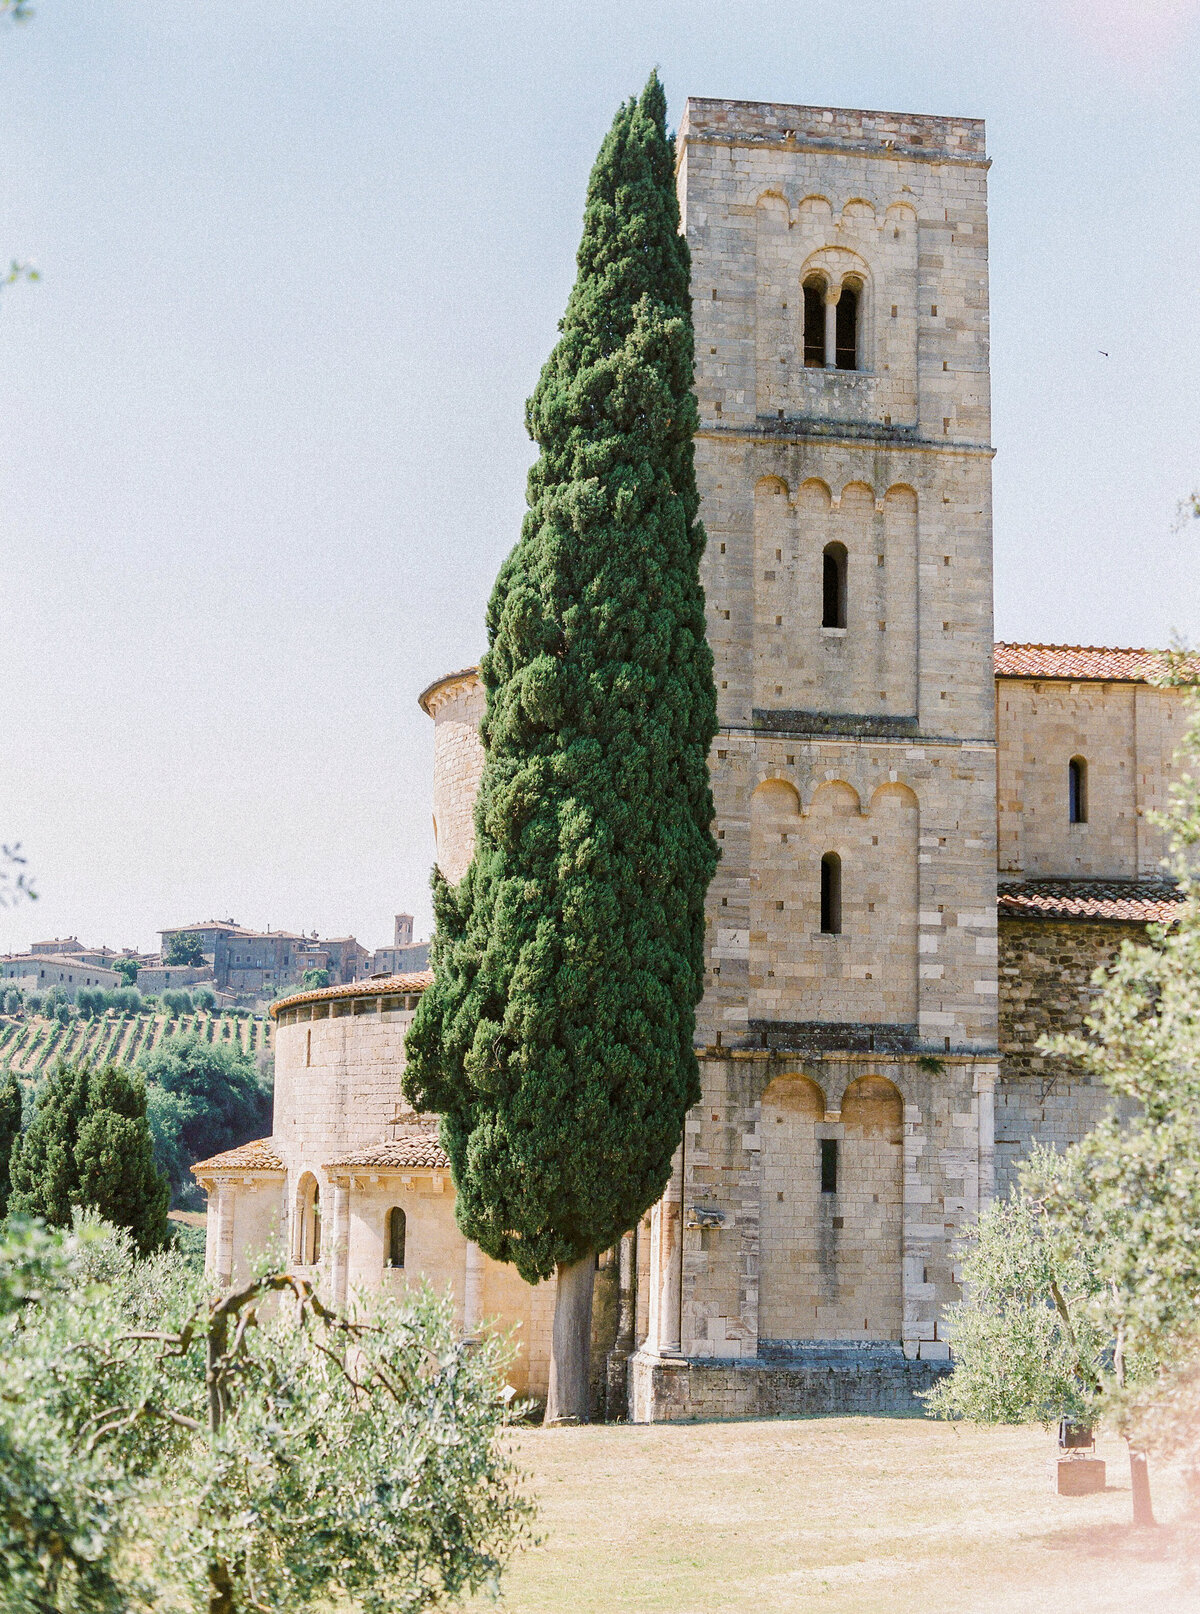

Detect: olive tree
[0,1217,532,1614]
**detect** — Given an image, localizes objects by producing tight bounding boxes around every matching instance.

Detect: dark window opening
[821,1138,839,1194]
[820,851,842,935]
[1069,757,1088,824]
[803,279,826,367]
[822,542,847,629]
[386,1206,406,1269]
[835,285,858,369]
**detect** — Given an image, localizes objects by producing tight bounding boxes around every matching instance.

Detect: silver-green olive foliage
[1037,673,1200,1403]
[404,73,718,1284]
[0,1216,531,1614]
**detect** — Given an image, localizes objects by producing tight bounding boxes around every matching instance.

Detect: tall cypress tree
[0,1068,23,1219]
[75,1066,170,1254]
[7,1062,169,1252]
[7,1061,90,1225]
[405,73,717,1421]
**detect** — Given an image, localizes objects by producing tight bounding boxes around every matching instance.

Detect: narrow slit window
[820,851,842,935]
[821,1138,839,1194]
[386,1206,406,1269]
[1068,757,1088,824]
[803,279,826,367]
[835,284,858,369]
[822,542,847,629]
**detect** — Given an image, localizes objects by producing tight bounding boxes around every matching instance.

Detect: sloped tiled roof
[993,643,1183,683]
[270,970,433,1019]
[325,1131,450,1171]
[997,880,1184,923]
[191,1138,284,1175]
[423,649,1189,693]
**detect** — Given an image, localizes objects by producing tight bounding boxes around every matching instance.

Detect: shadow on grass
[1036,1518,1200,1567]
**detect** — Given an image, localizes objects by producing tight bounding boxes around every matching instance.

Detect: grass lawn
[473,1417,1198,1614]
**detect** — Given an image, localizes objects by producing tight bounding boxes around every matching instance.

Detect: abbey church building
[197,97,1188,1421]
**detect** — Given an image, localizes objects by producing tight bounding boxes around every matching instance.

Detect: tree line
[4,983,222,1017]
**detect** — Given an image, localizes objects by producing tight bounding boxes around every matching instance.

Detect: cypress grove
[404,72,718,1422]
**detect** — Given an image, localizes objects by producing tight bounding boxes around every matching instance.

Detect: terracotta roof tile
[192,1138,284,1175]
[325,1130,450,1171]
[270,970,433,1018]
[997,880,1184,923]
[992,643,1190,683]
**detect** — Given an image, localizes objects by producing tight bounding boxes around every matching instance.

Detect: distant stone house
[369,915,430,976]
[132,962,215,996]
[159,921,371,996]
[0,954,121,999]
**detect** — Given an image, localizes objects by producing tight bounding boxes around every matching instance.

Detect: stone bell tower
[633,100,999,1420]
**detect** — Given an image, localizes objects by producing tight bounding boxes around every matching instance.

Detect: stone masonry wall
[758,1071,903,1342]
[342,1174,560,1399]
[996,916,1140,1194]
[274,1001,420,1168]
[682,98,998,1063]
[425,672,485,885]
[996,678,1187,880]
[682,1050,992,1364]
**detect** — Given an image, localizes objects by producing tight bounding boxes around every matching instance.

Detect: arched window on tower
[820,852,842,935]
[385,1207,406,1269]
[803,277,826,367]
[1068,757,1088,824]
[822,542,847,629]
[836,283,859,369]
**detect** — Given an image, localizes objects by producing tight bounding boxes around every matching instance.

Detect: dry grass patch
[474,1416,1198,1614]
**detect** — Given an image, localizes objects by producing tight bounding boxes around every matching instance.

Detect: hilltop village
[1,912,429,1012]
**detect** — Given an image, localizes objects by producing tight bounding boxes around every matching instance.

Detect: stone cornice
[417,666,481,718]
[697,423,995,457]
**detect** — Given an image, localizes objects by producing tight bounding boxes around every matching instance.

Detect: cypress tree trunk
[545,1255,596,1424]
[404,72,717,1423]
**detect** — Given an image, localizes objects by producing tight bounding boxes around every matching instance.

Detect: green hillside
[0,1009,270,1083]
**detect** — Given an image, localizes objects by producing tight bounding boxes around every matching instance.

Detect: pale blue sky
[2,0,1199,955]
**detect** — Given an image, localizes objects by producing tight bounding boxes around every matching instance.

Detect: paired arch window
[386,1207,406,1269]
[822,542,847,628]
[801,275,860,370]
[820,852,842,935]
[1068,757,1088,824]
